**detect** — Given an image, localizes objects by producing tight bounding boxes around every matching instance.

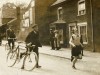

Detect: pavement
[2,40,100,60]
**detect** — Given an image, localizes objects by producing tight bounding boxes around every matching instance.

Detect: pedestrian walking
[49,29,55,50]
[54,30,61,50]
[25,24,42,68]
[69,28,83,69]
[6,25,16,50]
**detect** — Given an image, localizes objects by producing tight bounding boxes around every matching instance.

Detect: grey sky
[0,0,32,7]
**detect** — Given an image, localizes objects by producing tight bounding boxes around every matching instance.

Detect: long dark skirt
[71,45,82,56]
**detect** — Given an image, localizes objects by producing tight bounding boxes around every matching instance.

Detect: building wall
[18,1,35,41]
[50,0,100,51]
[1,3,20,36]
[50,0,88,47]
[35,0,100,51]
[35,0,56,45]
[2,3,16,19]
[35,0,88,45]
[84,0,100,52]
[92,0,100,52]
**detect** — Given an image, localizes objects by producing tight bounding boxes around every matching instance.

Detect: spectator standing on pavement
[49,29,55,50]
[54,30,61,50]
[69,28,83,69]
[25,24,42,68]
[80,34,84,56]
[0,33,3,46]
[6,25,16,50]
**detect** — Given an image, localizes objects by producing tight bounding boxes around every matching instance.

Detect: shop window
[23,19,29,27]
[78,23,88,44]
[78,0,86,16]
[57,7,63,20]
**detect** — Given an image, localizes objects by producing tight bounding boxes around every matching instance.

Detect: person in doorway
[49,29,55,50]
[6,25,16,50]
[54,30,61,50]
[23,24,42,68]
[80,34,84,56]
[69,29,83,69]
[0,33,3,46]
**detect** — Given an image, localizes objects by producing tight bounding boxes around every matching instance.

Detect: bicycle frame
[10,42,32,63]
[6,41,37,70]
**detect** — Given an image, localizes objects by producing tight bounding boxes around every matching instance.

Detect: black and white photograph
[0,0,100,75]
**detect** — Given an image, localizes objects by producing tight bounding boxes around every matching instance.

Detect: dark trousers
[50,40,55,49]
[0,38,2,45]
[81,47,83,55]
[8,39,15,49]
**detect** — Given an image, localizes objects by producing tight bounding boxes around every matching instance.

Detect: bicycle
[5,38,16,53]
[6,41,38,71]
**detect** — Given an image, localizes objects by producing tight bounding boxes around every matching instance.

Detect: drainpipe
[34,0,35,24]
[90,0,95,52]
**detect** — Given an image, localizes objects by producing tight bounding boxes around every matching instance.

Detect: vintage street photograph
[0,0,100,75]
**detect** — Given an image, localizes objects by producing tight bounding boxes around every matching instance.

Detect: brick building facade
[35,0,100,52]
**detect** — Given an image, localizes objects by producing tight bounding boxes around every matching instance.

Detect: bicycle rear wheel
[23,52,38,71]
[6,50,18,67]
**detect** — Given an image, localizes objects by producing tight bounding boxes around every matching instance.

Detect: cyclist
[6,25,16,50]
[21,24,42,69]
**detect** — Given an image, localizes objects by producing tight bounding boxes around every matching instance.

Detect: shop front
[50,20,67,47]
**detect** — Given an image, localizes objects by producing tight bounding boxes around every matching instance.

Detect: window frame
[78,0,86,16]
[77,22,88,44]
[57,7,63,20]
[69,22,88,45]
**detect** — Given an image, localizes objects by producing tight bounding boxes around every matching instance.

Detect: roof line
[51,0,66,6]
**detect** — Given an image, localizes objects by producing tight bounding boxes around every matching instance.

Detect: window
[69,23,77,38]
[23,19,29,27]
[24,11,29,18]
[57,7,63,20]
[78,22,88,44]
[78,0,86,16]
[29,8,33,25]
[69,22,88,44]
[31,1,34,7]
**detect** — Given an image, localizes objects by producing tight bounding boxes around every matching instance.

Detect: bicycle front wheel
[6,51,18,67]
[5,43,10,53]
[23,52,38,71]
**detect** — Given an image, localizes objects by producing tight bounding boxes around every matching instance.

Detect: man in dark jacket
[6,26,16,49]
[80,34,84,56]
[24,24,42,68]
[50,29,55,50]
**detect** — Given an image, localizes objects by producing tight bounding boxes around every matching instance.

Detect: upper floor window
[78,0,86,16]
[57,7,63,20]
